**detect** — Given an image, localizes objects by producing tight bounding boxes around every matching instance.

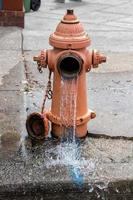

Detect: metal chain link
[41,71,53,114]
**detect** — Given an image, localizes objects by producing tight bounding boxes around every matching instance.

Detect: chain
[41,71,53,114]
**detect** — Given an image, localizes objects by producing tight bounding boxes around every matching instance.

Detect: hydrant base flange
[46,110,96,138]
[46,109,95,126]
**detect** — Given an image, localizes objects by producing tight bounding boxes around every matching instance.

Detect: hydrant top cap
[62,9,78,23]
[67,9,74,15]
[49,10,91,49]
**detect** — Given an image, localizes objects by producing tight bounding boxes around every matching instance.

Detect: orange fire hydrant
[26,9,106,140]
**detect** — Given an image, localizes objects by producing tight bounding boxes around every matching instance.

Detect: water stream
[60,77,78,142]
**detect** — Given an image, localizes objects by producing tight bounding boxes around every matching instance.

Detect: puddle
[0,63,26,159]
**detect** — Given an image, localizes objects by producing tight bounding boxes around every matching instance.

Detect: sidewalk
[0,0,133,199]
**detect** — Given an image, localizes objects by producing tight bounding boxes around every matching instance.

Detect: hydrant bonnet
[49,9,91,49]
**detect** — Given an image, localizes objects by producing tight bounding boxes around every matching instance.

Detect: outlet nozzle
[57,53,82,79]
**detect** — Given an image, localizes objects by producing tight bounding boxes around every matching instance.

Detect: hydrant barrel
[30,10,106,140]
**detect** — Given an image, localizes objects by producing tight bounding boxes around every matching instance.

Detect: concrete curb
[0,180,133,199]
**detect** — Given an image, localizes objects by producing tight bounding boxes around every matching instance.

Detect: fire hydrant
[26,9,106,140]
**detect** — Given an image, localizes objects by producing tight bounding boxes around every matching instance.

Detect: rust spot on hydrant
[26,10,106,140]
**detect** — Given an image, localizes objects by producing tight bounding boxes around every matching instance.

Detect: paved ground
[0,0,133,199]
[1,137,133,199]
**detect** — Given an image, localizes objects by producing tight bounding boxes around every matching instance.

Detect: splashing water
[44,141,96,187]
[47,76,95,187]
